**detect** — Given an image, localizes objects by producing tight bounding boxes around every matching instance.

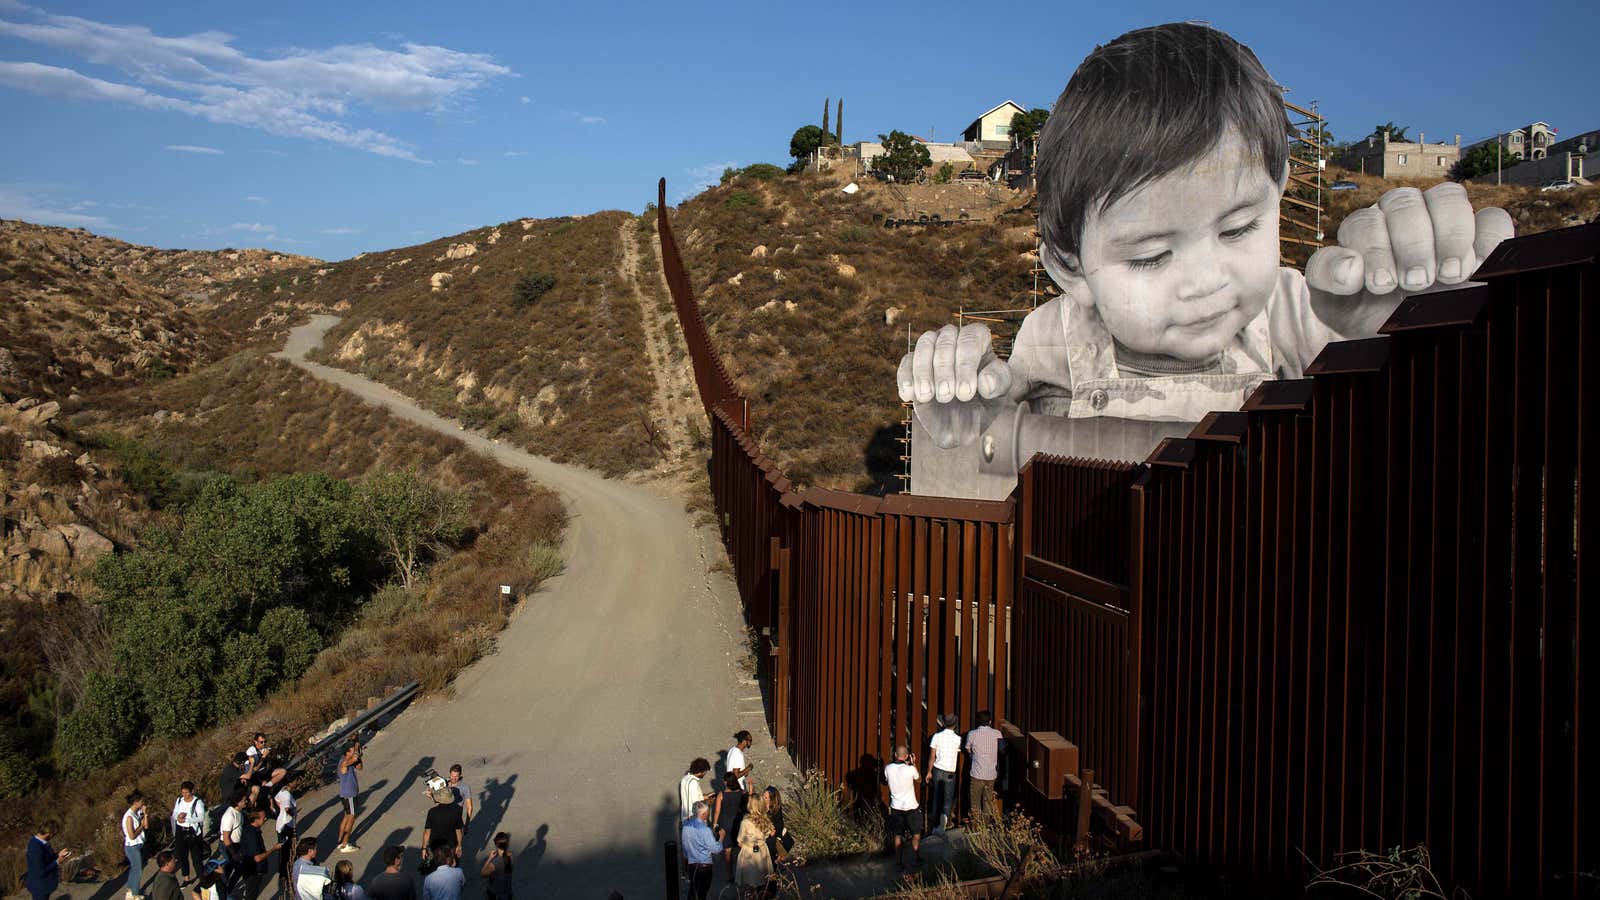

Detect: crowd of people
[673,715,1005,899]
[25,734,509,900]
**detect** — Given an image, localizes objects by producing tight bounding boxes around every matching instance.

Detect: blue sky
[0,0,1589,261]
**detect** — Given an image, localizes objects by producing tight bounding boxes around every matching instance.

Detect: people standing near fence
[679,758,711,822]
[710,772,747,883]
[25,820,70,900]
[680,802,718,900]
[478,832,513,900]
[965,710,1003,823]
[122,791,149,900]
[883,746,923,868]
[760,788,793,868]
[171,782,207,882]
[238,808,281,900]
[328,860,365,900]
[290,838,326,900]
[421,839,464,900]
[146,851,181,900]
[268,770,297,900]
[734,791,774,897]
[367,847,415,900]
[218,790,248,895]
[335,739,363,853]
[725,732,753,791]
[925,714,962,833]
[446,765,473,830]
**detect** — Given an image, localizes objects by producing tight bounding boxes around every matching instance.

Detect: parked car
[1540,179,1577,192]
[956,169,987,182]
[1330,180,1359,191]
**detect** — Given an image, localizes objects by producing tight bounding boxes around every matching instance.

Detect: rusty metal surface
[661,184,1595,898]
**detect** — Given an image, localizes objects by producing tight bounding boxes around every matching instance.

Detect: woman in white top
[122,790,147,900]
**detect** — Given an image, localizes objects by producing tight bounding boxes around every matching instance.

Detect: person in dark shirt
[26,820,70,900]
[216,754,249,836]
[477,833,512,900]
[421,792,463,866]
[366,847,415,900]
[238,809,279,900]
[146,851,182,900]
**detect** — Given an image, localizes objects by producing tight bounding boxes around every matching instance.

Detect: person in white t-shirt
[218,791,247,896]
[882,746,923,868]
[725,731,753,791]
[270,770,297,898]
[678,758,711,822]
[925,714,963,833]
[122,791,148,900]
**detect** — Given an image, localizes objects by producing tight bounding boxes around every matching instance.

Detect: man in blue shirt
[421,838,464,900]
[679,801,720,900]
[26,820,70,900]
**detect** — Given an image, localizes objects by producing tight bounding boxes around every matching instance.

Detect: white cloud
[680,161,739,202]
[254,148,286,156]
[166,143,222,154]
[518,96,529,104]
[230,221,274,232]
[243,194,267,203]
[0,7,512,161]
[320,227,360,235]
[578,114,605,125]
[0,184,110,227]
[503,150,526,157]
[456,157,479,165]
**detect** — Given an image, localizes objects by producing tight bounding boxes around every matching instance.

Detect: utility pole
[1497,133,1503,185]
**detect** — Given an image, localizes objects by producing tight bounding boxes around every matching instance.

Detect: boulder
[772,269,785,283]
[442,243,478,260]
[486,229,502,245]
[750,245,768,259]
[18,401,60,427]
[885,307,902,326]
[836,262,857,278]
[27,528,69,559]
[726,272,744,286]
[58,524,114,561]
[23,440,67,460]
[430,272,454,292]
[0,346,15,378]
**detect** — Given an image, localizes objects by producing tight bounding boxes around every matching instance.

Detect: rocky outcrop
[430,272,454,292]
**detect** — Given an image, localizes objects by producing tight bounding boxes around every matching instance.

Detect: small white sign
[500,585,512,595]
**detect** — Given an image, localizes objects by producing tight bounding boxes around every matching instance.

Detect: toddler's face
[1063,131,1283,361]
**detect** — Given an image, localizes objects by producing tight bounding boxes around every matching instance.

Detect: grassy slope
[671,172,1040,492]
[674,171,1598,492]
[2,349,566,886]
[241,212,660,476]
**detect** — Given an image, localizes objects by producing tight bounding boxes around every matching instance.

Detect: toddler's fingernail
[1440,257,1461,280]
[1373,269,1394,289]
[937,380,951,399]
[1405,266,1428,289]
[1333,257,1356,282]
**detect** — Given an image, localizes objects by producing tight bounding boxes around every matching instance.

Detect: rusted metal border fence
[663,180,1019,779]
[660,176,1595,896]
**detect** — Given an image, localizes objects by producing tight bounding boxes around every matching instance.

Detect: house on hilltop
[1339,129,1461,179]
[962,100,1026,147]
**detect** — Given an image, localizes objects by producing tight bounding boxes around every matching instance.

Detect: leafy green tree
[934,162,954,184]
[789,125,837,163]
[1452,143,1522,181]
[1371,121,1410,142]
[1009,108,1050,146]
[822,97,830,135]
[355,468,469,590]
[835,98,843,146]
[55,670,144,777]
[870,131,932,182]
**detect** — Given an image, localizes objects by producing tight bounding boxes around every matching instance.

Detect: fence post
[1074,768,1094,854]
[663,841,679,900]
[772,543,791,749]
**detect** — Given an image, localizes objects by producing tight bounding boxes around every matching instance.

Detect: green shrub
[784,769,884,859]
[934,162,954,184]
[525,541,564,583]
[260,606,321,682]
[725,191,760,210]
[55,670,144,777]
[513,272,557,308]
[213,633,273,720]
[836,225,869,243]
[740,163,785,181]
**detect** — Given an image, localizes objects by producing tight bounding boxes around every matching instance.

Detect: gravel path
[226,316,784,899]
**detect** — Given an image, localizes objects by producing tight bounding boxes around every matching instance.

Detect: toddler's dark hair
[1037,23,1289,260]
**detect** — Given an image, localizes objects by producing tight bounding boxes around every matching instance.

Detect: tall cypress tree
[836,98,843,145]
[822,97,830,136]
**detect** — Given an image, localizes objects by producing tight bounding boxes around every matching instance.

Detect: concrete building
[1466,126,1596,187]
[850,140,975,168]
[1341,130,1461,179]
[961,100,1026,147]
[1464,122,1559,165]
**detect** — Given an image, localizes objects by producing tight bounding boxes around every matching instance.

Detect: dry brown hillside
[260,212,661,476]
[669,170,1042,492]
[670,169,1599,493]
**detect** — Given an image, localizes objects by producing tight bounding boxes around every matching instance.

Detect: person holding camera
[26,820,71,900]
[478,832,513,900]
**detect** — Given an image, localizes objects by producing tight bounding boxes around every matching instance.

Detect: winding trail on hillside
[269,316,782,899]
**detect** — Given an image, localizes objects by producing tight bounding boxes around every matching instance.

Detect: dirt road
[263,316,784,898]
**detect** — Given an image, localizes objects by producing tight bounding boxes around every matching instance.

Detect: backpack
[322,882,351,900]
